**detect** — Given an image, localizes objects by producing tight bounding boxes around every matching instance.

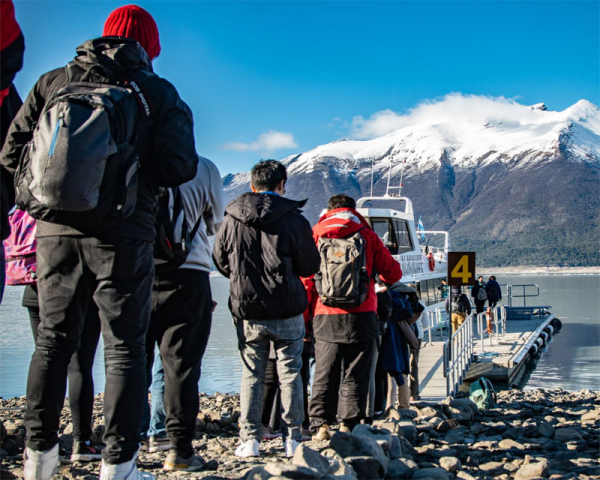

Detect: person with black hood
[0,5,197,480]
[213,160,320,459]
[486,275,502,308]
[471,275,487,314]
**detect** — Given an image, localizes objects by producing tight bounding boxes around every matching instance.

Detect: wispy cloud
[350,94,546,139]
[223,130,298,153]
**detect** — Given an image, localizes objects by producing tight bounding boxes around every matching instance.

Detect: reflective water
[0,274,598,397]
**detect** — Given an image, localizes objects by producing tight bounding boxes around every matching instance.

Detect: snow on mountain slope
[282,97,600,179]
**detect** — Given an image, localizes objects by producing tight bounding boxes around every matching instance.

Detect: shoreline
[1,388,598,479]
[477,266,600,275]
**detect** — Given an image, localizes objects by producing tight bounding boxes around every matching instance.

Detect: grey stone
[242,467,272,480]
[292,445,332,476]
[396,421,417,442]
[418,407,439,418]
[581,410,600,423]
[345,456,381,480]
[399,436,417,457]
[411,467,450,479]
[436,419,459,433]
[62,423,74,435]
[456,472,477,480]
[444,431,465,444]
[264,463,323,479]
[320,448,357,477]
[439,456,461,473]
[499,439,526,450]
[432,448,457,458]
[469,424,484,435]
[554,428,583,442]
[204,460,219,471]
[398,409,418,420]
[448,398,479,415]
[515,459,550,480]
[382,408,401,421]
[330,432,388,475]
[478,461,506,474]
[429,417,444,428]
[503,427,524,439]
[371,421,401,436]
[537,420,554,438]
[386,458,417,479]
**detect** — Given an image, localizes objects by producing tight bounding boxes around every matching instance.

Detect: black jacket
[0,37,197,242]
[212,192,320,321]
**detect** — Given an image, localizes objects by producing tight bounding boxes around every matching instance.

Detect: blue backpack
[469,377,497,410]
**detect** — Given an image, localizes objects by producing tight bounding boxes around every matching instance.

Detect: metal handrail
[475,306,507,352]
[422,306,446,346]
[506,284,539,307]
[445,313,474,397]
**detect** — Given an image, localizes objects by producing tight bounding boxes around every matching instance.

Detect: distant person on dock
[446,286,472,333]
[142,156,224,472]
[304,194,402,441]
[213,160,320,459]
[0,5,198,479]
[472,276,487,314]
[486,275,502,308]
[439,278,449,299]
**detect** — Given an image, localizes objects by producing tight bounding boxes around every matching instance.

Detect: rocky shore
[1,388,598,479]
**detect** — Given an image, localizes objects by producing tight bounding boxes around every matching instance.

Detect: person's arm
[204,159,225,236]
[146,78,197,187]
[211,216,231,278]
[292,219,320,278]
[463,294,472,314]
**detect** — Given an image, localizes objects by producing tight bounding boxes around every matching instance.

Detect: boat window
[371,218,398,255]
[393,220,414,254]
[428,280,437,306]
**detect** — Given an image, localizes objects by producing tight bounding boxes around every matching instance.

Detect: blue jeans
[236,315,305,443]
[141,352,166,438]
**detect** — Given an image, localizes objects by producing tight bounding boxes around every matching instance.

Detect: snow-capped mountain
[224,98,600,267]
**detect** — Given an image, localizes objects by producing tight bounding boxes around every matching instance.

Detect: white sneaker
[284,439,300,458]
[234,439,260,458]
[23,444,59,480]
[99,458,155,480]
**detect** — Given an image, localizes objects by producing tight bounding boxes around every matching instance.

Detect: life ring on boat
[427,253,435,271]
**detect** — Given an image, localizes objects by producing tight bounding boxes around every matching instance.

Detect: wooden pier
[416,313,556,401]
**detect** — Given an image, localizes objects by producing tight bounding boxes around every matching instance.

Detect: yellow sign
[448,252,476,286]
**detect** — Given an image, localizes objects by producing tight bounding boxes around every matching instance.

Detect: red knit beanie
[103,5,161,60]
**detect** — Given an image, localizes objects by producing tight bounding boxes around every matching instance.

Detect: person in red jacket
[304,194,402,440]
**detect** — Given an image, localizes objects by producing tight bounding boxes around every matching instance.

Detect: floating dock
[417,308,557,401]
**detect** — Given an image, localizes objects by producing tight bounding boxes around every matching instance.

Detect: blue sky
[12,1,600,175]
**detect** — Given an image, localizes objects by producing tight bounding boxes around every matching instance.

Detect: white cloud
[223,130,298,152]
[350,93,548,139]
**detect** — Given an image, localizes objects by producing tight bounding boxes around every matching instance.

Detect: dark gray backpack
[314,229,370,308]
[15,62,150,230]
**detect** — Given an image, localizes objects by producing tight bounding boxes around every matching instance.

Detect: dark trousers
[409,340,422,399]
[475,300,486,314]
[309,339,376,432]
[144,269,212,457]
[261,358,281,431]
[300,347,312,429]
[28,304,101,443]
[25,236,153,464]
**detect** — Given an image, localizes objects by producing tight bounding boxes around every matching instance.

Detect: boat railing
[423,306,447,346]
[475,306,507,352]
[444,313,474,397]
[505,284,539,307]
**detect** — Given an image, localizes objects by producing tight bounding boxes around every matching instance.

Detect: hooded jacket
[212,192,320,321]
[0,37,197,242]
[304,208,402,343]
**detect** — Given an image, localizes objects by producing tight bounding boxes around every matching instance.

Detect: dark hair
[327,194,356,210]
[250,160,287,192]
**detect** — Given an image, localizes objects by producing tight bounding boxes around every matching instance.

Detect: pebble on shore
[0,388,599,479]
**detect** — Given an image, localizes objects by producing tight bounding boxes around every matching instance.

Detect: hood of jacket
[313,208,371,238]
[74,37,153,74]
[225,192,307,230]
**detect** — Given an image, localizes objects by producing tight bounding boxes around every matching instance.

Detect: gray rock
[444,431,465,444]
[242,467,272,480]
[432,448,457,458]
[469,424,484,435]
[399,436,417,457]
[62,423,74,435]
[439,456,461,473]
[352,424,399,458]
[292,445,332,476]
[330,432,388,475]
[382,408,401,422]
[478,461,506,474]
[346,456,381,480]
[554,428,583,442]
[204,459,219,471]
[537,420,554,438]
[418,407,439,418]
[396,421,417,442]
[320,448,357,477]
[514,459,550,480]
[398,409,418,420]
[437,419,460,433]
[499,438,526,450]
[581,410,600,423]
[429,417,444,428]
[455,472,477,480]
[372,421,401,436]
[264,463,323,479]
[448,398,479,415]
[386,458,418,479]
[411,467,450,479]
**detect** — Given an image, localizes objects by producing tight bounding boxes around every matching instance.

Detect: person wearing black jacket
[471,276,487,314]
[213,160,320,459]
[0,6,197,480]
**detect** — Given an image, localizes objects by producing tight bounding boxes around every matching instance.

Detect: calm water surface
[0,274,598,397]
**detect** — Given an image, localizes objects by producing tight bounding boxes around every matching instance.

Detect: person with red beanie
[1,5,198,480]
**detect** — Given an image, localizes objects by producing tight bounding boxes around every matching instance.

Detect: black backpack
[451,294,467,313]
[314,229,370,308]
[15,62,151,230]
[154,187,202,273]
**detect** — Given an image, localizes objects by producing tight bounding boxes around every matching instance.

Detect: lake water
[0,274,599,397]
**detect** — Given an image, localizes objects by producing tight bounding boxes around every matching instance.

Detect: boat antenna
[398,157,407,196]
[385,158,393,196]
[369,157,374,197]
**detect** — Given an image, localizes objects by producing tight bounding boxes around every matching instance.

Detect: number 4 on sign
[447,252,476,287]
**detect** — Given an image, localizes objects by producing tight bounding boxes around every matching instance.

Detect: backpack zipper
[48,112,65,157]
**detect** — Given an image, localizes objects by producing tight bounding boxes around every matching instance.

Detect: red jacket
[303,208,402,337]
